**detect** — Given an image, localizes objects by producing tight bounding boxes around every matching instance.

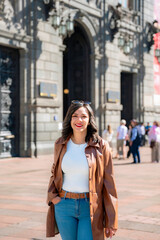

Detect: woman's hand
[51,196,61,205]
[105,228,117,238]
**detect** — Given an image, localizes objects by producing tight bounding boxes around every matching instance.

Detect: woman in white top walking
[102,125,114,152]
[46,100,118,240]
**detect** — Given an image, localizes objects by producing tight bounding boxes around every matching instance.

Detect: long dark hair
[62,102,100,142]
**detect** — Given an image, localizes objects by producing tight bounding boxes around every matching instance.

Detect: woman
[46,100,118,240]
[102,125,114,152]
[148,121,160,163]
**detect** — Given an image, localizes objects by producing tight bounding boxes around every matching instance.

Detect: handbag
[150,140,156,148]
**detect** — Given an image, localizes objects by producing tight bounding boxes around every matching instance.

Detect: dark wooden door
[0,46,19,158]
[63,25,91,117]
[121,72,133,126]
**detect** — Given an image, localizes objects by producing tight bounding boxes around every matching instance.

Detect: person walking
[148,121,160,163]
[102,124,114,152]
[145,122,152,146]
[139,122,145,146]
[126,124,132,158]
[46,100,118,240]
[114,119,128,159]
[130,119,141,163]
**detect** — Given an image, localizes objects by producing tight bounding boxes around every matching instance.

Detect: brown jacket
[46,136,118,240]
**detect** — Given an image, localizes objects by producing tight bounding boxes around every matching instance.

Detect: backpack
[134,127,142,146]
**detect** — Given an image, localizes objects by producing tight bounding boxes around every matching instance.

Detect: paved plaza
[0,146,160,240]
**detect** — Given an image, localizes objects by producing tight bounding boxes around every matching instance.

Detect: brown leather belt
[59,189,89,199]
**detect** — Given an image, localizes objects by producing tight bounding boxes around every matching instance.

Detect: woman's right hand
[105,228,116,238]
[51,196,61,205]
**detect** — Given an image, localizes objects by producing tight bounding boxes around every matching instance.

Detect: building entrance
[63,24,91,117]
[0,46,19,158]
[121,72,133,126]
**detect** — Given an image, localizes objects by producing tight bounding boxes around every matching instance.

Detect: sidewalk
[0,146,160,240]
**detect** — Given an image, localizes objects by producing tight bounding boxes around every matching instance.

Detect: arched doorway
[63,23,91,117]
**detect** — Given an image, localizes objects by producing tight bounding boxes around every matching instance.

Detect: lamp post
[44,0,74,38]
[59,18,67,37]
[118,34,125,47]
[51,9,60,29]
[118,33,132,55]
[123,41,131,54]
[129,36,134,49]
[66,14,74,37]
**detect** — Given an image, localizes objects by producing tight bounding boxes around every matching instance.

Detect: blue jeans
[54,196,93,240]
[131,143,141,163]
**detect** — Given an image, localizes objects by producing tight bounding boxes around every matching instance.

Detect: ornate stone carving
[3,0,14,22]
[0,0,5,12]
[0,0,25,34]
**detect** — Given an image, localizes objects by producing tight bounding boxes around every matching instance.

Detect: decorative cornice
[62,0,102,18]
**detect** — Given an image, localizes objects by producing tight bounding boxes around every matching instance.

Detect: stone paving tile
[144,204,160,213]
[0,222,10,228]
[0,203,47,213]
[119,214,160,225]
[1,215,28,224]
[0,195,44,202]
[114,228,160,240]
[119,220,160,234]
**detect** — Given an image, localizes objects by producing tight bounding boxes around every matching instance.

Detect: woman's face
[71,107,90,134]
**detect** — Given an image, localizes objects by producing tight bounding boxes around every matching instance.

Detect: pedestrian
[139,122,145,146]
[114,119,128,159]
[46,100,118,240]
[102,124,114,152]
[145,122,151,145]
[126,124,132,158]
[148,121,160,163]
[145,122,151,135]
[130,119,141,163]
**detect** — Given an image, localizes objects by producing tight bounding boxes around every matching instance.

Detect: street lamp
[118,34,125,47]
[59,18,67,37]
[129,36,134,49]
[66,14,74,37]
[123,41,131,55]
[44,0,74,38]
[118,33,133,54]
[51,9,60,29]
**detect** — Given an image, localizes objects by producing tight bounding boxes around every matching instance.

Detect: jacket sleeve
[102,142,118,230]
[46,145,59,205]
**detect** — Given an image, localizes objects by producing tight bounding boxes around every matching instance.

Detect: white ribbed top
[61,139,89,193]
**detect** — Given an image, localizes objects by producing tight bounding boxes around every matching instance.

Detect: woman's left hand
[105,228,117,238]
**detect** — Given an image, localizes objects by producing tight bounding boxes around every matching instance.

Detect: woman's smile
[75,123,83,127]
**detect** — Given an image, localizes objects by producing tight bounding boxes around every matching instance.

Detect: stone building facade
[0,0,159,158]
